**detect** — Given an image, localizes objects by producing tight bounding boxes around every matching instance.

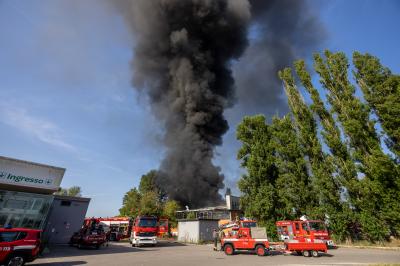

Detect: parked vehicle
[284,239,328,257]
[0,226,42,266]
[221,225,329,257]
[221,227,269,256]
[88,217,132,241]
[276,220,336,248]
[130,216,158,247]
[69,219,107,249]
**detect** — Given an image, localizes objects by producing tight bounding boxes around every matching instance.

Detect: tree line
[119,170,180,228]
[237,51,399,242]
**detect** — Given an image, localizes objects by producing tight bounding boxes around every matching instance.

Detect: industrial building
[0,155,90,244]
[177,218,219,243]
[43,194,90,244]
[176,189,242,243]
[176,188,242,221]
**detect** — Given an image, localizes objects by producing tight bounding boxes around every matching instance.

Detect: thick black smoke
[116,0,324,208]
[232,0,325,118]
[117,0,251,207]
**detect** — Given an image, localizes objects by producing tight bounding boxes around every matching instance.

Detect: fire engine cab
[276,219,335,248]
[130,216,158,247]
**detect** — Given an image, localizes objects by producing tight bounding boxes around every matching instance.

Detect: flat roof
[176,206,228,213]
[54,194,91,202]
[0,155,66,172]
[177,218,220,222]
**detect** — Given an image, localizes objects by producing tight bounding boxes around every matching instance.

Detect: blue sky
[0,0,399,217]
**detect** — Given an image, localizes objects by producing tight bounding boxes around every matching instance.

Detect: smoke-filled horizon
[116,0,324,208]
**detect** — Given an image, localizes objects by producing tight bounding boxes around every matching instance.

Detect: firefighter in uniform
[213,229,218,251]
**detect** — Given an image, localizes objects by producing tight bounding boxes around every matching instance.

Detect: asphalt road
[30,241,400,266]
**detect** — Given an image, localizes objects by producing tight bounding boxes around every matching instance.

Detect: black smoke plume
[117,0,251,207]
[116,0,324,208]
[233,0,325,118]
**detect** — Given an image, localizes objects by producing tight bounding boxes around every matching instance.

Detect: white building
[0,155,89,240]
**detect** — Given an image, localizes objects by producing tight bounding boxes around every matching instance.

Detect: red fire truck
[130,216,158,247]
[70,218,107,249]
[221,225,328,257]
[276,219,335,248]
[96,217,132,241]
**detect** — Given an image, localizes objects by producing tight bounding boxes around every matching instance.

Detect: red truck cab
[221,227,269,256]
[0,226,42,266]
[130,216,158,247]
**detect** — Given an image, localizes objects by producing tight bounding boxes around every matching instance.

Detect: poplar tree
[294,60,358,239]
[353,52,400,161]
[314,51,399,240]
[237,115,278,234]
[270,115,314,219]
[278,68,342,225]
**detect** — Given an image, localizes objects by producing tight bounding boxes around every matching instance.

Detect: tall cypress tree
[279,68,345,239]
[314,51,399,240]
[353,52,400,161]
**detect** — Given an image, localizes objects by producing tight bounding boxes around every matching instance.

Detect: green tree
[139,191,163,216]
[270,115,314,220]
[294,60,358,240]
[236,115,279,235]
[139,170,158,195]
[314,51,399,240]
[353,52,400,160]
[55,186,82,197]
[279,67,343,232]
[119,188,141,217]
[162,200,180,228]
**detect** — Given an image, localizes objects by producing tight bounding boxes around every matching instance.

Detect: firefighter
[218,229,225,251]
[213,229,218,251]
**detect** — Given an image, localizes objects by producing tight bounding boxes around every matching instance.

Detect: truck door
[237,229,250,249]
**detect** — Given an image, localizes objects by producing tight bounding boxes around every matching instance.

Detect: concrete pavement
[30,241,400,266]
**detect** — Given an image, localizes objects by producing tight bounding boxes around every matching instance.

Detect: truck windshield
[138,219,157,227]
[308,222,326,231]
[242,222,257,228]
[159,220,167,227]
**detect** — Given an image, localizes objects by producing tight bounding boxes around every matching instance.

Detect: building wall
[178,220,199,243]
[199,220,219,242]
[43,196,90,244]
[178,219,219,243]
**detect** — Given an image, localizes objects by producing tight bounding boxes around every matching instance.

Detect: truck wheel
[255,245,266,256]
[6,255,25,266]
[224,244,234,255]
[311,250,319,257]
[302,250,311,257]
[95,244,100,250]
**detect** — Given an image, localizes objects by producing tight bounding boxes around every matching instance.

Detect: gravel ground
[30,241,400,266]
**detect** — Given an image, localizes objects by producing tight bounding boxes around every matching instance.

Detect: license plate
[92,241,97,243]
